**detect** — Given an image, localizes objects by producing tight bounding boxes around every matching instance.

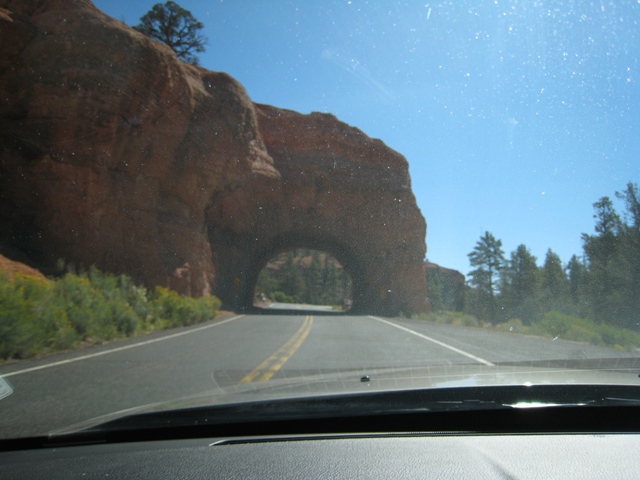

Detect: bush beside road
[0,268,221,361]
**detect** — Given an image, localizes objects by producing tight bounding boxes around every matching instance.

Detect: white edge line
[368,315,495,367]
[3,315,244,378]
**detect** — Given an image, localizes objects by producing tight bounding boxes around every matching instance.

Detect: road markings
[3,315,245,378]
[368,316,495,367]
[239,315,313,384]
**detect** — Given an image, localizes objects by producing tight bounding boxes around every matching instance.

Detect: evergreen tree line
[426,265,465,312]
[255,250,352,306]
[462,182,640,330]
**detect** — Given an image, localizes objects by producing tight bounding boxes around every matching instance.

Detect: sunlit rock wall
[0,0,427,314]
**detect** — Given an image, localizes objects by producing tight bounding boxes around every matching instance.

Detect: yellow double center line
[238,315,314,384]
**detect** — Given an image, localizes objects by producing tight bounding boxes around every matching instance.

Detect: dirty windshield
[0,0,639,439]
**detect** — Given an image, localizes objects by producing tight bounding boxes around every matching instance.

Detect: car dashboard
[2,385,640,479]
[3,432,640,479]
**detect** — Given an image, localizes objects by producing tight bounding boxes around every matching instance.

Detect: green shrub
[563,323,603,345]
[149,287,219,328]
[528,311,640,350]
[531,311,576,338]
[2,275,56,358]
[270,291,297,304]
[0,274,52,359]
[598,323,640,349]
[0,269,221,361]
[458,314,481,327]
[495,318,530,334]
[412,311,480,327]
[43,308,77,351]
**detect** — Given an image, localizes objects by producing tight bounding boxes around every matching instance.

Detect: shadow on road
[245,305,353,316]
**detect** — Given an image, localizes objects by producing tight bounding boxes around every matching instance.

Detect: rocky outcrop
[0,254,47,281]
[425,262,465,311]
[0,0,427,314]
[208,105,427,314]
[0,0,277,298]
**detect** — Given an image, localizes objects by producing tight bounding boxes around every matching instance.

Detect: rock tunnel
[211,232,366,313]
[207,105,428,316]
[0,1,427,317]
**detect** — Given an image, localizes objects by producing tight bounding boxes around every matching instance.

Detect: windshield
[0,0,639,440]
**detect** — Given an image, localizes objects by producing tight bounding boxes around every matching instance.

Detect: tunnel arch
[0,6,427,318]
[252,247,354,309]
[208,187,428,317]
[207,105,427,317]
[239,233,369,313]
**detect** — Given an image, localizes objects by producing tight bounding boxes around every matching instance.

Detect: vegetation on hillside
[0,267,221,361]
[255,249,352,307]
[412,310,640,350]
[422,182,640,349]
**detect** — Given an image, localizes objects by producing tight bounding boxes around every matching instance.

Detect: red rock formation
[425,262,466,311]
[0,0,277,298]
[208,105,427,314]
[0,254,47,281]
[0,0,427,314]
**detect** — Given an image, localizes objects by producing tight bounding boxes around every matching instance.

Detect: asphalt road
[265,302,336,311]
[0,313,637,439]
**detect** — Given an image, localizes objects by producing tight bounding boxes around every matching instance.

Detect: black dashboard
[2,433,640,479]
[2,386,640,478]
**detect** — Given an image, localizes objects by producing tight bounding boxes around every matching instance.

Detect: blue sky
[93,0,639,276]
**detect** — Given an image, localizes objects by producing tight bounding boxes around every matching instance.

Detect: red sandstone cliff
[0,254,47,281]
[1,0,276,297]
[0,0,427,314]
[425,262,466,311]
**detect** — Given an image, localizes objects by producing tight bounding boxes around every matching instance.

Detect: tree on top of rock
[134,1,207,65]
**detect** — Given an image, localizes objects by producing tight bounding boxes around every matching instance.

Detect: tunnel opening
[253,248,353,312]
[221,232,369,315]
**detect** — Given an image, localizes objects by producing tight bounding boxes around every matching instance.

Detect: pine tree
[426,266,445,312]
[134,1,207,65]
[302,251,323,304]
[615,182,640,329]
[566,254,588,314]
[321,260,339,305]
[467,231,505,322]
[582,197,623,324]
[500,244,540,323]
[255,268,277,297]
[279,251,305,302]
[541,249,569,313]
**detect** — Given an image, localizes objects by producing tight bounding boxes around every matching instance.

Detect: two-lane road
[0,313,636,438]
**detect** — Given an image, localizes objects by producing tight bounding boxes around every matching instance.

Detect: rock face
[0,0,427,315]
[425,262,465,312]
[0,0,276,298]
[0,254,47,281]
[209,105,427,314]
